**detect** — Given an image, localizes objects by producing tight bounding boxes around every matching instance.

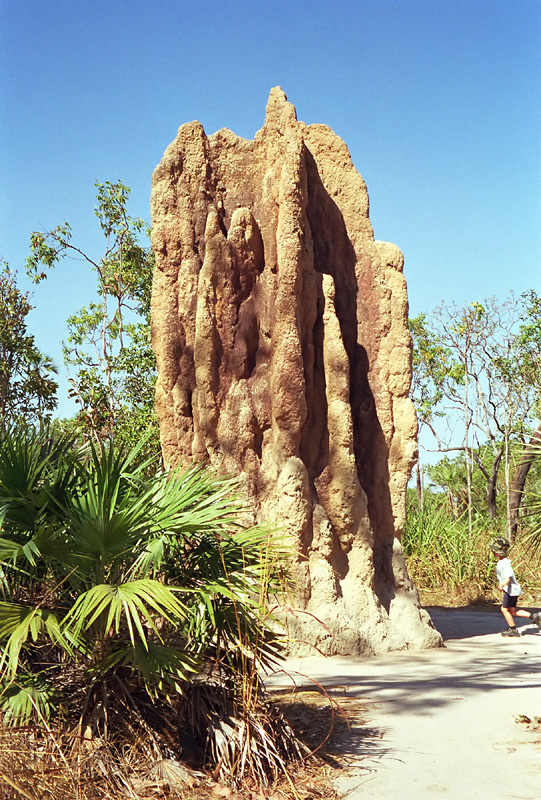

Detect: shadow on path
[265,607,541,800]
[266,607,541,718]
[425,604,540,639]
[266,607,541,799]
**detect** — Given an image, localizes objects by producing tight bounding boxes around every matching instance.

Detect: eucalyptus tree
[506,290,541,536]
[410,292,541,533]
[409,313,458,506]
[0,260,58,428]
[26,182,157,449]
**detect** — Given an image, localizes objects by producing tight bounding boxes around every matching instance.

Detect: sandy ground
[265,607,541,800]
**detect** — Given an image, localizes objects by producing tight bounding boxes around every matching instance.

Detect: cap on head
[489,536,510,556]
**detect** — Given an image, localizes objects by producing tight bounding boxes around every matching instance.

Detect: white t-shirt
[496,558,522,596]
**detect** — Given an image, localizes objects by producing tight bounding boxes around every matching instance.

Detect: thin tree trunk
[463,362,473,538]
[509,423,541,541]
[416,460,424,509]
[505,434,511,536]
[487,448,503,519]
[473,446,503,519]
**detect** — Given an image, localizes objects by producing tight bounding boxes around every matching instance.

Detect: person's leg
[515,607,541,629]
[501,595,521,635]
[501,605,516,627]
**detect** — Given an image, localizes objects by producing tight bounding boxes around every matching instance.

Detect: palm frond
[93,641,198,693]
[0,673,55,725]
[149,464,245,535]
[0,425,294,790]
[0,425,79,533]
[0,602,74,677]
[64,579,188,648]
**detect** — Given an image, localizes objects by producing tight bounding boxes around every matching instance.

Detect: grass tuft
[403,499,541,606]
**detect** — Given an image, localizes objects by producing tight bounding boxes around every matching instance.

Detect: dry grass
[407,527,541,610]
[0,690,371,800]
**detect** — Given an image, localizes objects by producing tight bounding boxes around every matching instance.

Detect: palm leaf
[92,641,198,693]
[0,425,80,533]
[64,579,188,649]
[129,533,167,578]
[0,536,26,563]
[0,602,74,677]
[0,673,55,725]
[147,464,245,535]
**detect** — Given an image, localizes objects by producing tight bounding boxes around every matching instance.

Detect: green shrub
[0,424,297,789]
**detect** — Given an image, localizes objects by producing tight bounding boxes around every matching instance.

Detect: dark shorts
[502,593,518,609]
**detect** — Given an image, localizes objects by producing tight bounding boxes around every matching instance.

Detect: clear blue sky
[1,0,540,419]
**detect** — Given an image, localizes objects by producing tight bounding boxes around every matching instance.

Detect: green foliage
[0,262,58,427]
[410,292,541,532]
[426,447,506,517]
[0,425,285,731]
[26,181,157,448]
[410,295,541,443]
[405,446,541,603]
[0,672,55,726]
[403,492,494,595]
[516,290,541,414]
[409,313,460,428]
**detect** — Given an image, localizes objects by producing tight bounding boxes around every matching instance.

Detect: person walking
[489,537,541,637]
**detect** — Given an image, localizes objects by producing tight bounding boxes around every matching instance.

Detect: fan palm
[0,425,285,729]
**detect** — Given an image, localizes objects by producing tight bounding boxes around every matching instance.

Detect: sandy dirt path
[266,607,541,800]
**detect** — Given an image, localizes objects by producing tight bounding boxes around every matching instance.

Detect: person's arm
[498,561,513,591]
